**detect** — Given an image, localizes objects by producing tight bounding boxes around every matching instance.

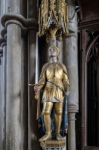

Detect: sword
[28,83,43,87]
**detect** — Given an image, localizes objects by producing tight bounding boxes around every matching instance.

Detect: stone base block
[40,139,66,150]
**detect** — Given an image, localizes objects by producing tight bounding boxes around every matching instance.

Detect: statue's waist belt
[47,80,65,94]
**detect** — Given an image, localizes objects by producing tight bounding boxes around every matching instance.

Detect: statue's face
[48,47,58,58]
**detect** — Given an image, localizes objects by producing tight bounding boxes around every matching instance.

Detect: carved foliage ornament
[38,0,68,37]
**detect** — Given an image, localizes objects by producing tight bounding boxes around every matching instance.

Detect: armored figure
[34,45,70,142]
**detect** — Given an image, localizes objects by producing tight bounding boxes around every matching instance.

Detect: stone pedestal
[40,139,66,150]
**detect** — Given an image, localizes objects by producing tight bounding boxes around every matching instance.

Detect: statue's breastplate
[42,63,64,102]
[46,63,63,83]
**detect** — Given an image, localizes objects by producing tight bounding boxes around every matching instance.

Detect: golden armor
[34,46,70,142]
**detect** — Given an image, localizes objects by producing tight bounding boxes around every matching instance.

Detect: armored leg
[55,102,63,140]
[39,102,53,142]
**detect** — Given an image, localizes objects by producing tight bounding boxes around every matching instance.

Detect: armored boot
[39,112,52,142]
[55,113,64,140]
[39,132,52,142]
[56,133,64,141]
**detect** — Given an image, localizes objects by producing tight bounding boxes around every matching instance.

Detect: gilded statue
[34,45,70,142]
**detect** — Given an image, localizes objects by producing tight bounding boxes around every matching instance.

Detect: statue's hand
[34,85,40,100]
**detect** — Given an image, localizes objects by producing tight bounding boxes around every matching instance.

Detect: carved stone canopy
[38,0,69,37]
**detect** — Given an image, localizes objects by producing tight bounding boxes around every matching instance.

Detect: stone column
[27,0,40,150]
[6,23,23,150]
[2,41,7,149]
[0,42,7,150]
[0,1,2,149]
[80,31,88,148]
[1,0,6,14]
[0,47,4,150]
[28,30,40,150]
[4,0,25,149]
[63,0,78,150]
[68,112,76,150]
[96,44,99,145]
[0,0,7,149]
